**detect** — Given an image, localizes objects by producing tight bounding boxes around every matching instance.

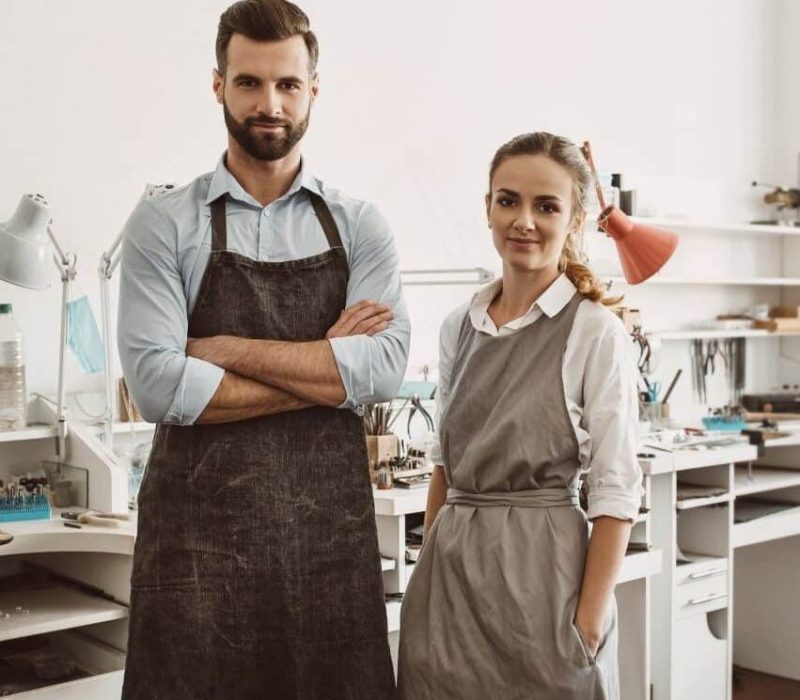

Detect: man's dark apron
[122,191,395,699]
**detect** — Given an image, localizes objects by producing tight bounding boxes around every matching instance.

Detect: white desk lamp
[98,183,175,449]
[0,194,77,460]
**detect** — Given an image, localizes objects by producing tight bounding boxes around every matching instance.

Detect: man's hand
[325,300,394,339]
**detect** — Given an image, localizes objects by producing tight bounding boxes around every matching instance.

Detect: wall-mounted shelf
[0,425,58,444]
[629,218,800,236]
[648,329,800,341]
[608,276,800,287]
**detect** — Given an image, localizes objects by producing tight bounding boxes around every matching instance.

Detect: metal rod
[56,268,70,460]
[581,141,607,212]
[99,274,114,448]
[661,369,683,404]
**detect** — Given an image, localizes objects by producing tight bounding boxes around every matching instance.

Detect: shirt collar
[469,273,577,331]
[536,273,577,318]
[204,152,322,207]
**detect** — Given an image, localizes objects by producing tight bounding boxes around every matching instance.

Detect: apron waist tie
[446,487,579,508]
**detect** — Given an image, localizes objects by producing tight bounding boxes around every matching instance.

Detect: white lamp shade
[0,194,53,289]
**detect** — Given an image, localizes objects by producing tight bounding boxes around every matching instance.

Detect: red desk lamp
[582,142,679,284]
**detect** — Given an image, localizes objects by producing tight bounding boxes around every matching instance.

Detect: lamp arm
[99,230,125,280]
[581,141,608,213]
[46,226,77,461]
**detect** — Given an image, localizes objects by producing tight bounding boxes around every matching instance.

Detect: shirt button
[264,210,271,217]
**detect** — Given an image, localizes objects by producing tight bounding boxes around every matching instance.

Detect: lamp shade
[598,206,679,285]
[0,194,53,290]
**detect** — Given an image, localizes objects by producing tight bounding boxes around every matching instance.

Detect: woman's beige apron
[398,293,618,700]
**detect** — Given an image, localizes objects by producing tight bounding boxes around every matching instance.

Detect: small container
[620,190,637,216]
[376,464,393,490]
[640,401,670,427]
[53,480,72,508]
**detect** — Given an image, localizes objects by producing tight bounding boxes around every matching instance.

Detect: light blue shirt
[117,155,410,425]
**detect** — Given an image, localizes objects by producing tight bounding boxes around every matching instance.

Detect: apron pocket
[571,621,597,666]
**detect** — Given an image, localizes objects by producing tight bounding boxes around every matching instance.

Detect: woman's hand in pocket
[574,612,603,658]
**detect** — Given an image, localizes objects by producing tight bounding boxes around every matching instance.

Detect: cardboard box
[754,318,800,332]
[770,306,800,319]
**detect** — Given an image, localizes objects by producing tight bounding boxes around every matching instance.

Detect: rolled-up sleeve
[117,201,223,425]
[582,316,643,521]
[328,202,410,409]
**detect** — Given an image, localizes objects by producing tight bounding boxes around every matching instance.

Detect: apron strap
[209,196,228,252]
[209,190,344,253]
[307,190,344,250]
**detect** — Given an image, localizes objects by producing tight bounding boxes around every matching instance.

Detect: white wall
[0,0,791,419]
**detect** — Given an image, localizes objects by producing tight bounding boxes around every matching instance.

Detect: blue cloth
[117,155,410,425]
[67,295,105,374]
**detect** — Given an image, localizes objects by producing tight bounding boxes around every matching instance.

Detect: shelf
[629,217,800,236]
[385,599,402,634]
[608,276,800,287]
[0,425,57,444]
[380,557,396,572]
[649,329,800,341]
[621,550,665,585]
[676,493,732,510]
[372,486,429,516]
[734,465,800,496]
[2,629,125,699]
[672,444,757,472]
[733,502,800,547]
[110,421,155,435]
[0,584,128,643]
[0,511,136,557]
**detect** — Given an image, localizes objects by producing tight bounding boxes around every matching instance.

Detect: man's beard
[223,100,310,161]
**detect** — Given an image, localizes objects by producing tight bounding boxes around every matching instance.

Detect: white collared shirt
[431,274,643,521]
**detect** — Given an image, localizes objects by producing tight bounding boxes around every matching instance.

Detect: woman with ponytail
[398,132,642,700]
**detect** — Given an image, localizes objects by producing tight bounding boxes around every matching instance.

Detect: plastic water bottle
[0,304,27,431]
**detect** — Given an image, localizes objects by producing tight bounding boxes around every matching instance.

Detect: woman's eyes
[496,198,559,213]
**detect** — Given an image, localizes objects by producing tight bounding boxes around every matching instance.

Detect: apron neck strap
[210,195,228,252]
[307,190,344,249]
[209,189,344,253]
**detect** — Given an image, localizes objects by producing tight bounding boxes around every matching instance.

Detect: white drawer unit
[675,557,728,618]
[674,557,728,587]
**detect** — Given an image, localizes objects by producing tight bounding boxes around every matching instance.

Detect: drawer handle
[689,567,726,580]
[688,592,726,606]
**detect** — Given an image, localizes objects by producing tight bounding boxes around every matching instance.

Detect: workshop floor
[733,666,800,700]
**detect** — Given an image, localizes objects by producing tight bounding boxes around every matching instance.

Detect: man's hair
[216,0,319,76]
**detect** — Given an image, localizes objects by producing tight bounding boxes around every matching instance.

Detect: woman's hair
[488,132,619,305]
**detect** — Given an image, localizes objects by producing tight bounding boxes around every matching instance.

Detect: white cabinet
[673,613,728,700]
[0,398,131,699]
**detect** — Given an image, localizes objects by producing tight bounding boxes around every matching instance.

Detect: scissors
[703,340,726,375]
